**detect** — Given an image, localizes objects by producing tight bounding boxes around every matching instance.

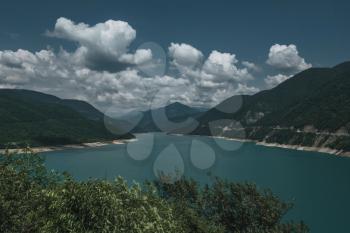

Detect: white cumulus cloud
[264,74,291,88]
[0,18,262,113]
[47,17,152,71]
[266,44,311,72]
[242,61,260,72]
[168,43,203,69]
[119,49,153,65]
[202,50,253,83]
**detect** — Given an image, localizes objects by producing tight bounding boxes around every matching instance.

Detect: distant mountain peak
[166,101,190,109]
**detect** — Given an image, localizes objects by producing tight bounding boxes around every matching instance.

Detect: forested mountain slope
[0,89,133,147]
[191,62,350,152]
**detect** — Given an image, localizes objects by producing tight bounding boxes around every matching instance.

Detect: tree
[0,149,308,233]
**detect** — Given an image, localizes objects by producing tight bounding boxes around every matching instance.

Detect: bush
[0,149,184,233]
[153,177,309,233]
[0,149,308,233]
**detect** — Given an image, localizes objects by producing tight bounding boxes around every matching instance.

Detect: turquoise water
[44,133,350,233]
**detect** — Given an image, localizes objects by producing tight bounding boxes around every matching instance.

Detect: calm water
[44,133,350,233]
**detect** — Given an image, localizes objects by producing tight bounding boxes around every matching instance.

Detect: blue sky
[0,0,349,112]
[1,0,349,65]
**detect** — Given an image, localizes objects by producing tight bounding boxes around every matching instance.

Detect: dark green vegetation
[154,178,308,233]
[119,102,206,133]
[191,62,350,151]
[0,149,308,233]
[0,89,133,148]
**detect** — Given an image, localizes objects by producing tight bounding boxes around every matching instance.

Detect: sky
[0,0,349,114]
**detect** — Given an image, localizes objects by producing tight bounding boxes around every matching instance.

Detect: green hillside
[0,89,133,148]
[191,62,350,151]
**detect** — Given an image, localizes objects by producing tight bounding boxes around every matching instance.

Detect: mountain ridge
[189,61,350,152]
[118,101,207,133]
[0,89,133,148]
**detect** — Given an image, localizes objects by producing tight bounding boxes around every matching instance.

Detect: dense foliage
[0,149,308,232]
[0,149,183,233]
[154,178,308,233]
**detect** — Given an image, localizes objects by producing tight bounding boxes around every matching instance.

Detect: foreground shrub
[153,177,309,233]
[0,149,308,232]
[0,149,184,233]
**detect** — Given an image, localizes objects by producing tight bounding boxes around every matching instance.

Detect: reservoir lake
[44,133,350,233]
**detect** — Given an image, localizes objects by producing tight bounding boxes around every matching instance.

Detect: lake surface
[44,133,350,233]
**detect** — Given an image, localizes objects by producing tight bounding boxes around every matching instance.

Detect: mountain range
[117,102,206,133]
[2,61,350,152]
[0,89,205,148]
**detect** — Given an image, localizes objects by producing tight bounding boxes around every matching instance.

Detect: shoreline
[223,137,350,157]
[211,135,350,157]
[255,141,350,157]
[172,133,350,157]
[3,133,350,158]
[0,138,137,154]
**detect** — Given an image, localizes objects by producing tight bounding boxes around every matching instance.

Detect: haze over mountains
[117,102,207,133]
